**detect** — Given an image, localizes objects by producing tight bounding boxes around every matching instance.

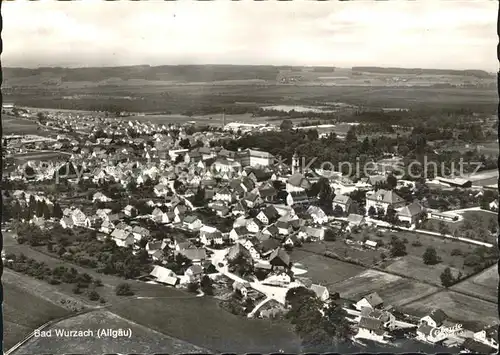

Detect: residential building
[310,284,329,301]
[397,202,424,225]
[420,309,447,328]
[183,215,203,231]
[150,266,178,286]
[306,205,328,224]
[473,326,499,350]
[357,317,389,343]
[199,225,224,245]
[110,229,134,247]
[365,189,405,214]
[332,194,352,214]
[286,173,312,193]
[286,191,310,206]
[354,292,384,311]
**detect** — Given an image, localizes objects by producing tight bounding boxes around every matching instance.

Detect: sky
[2,0,498,71]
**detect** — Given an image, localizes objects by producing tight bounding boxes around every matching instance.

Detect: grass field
[423,210,498,245]
[4,271,72,349]
[290,250,367,286]
[451,264,498,303]
[5,240,301,353]
[10,310,208,355]
[400,290,498,330]
[109,296,301,353]
[3,115,43,135]
[385,229,484,269]
[296,237,384,267]
[385,255,462,286]
[12,151,70,162]
[5,82,497,114]
[329,269,439,307]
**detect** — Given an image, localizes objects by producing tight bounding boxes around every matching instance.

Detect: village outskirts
[3,104,499,354]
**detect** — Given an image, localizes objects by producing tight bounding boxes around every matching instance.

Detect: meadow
[330,269,439,308]
[450,264,498,303]
[400,290,498,330]
[10,310,209,355]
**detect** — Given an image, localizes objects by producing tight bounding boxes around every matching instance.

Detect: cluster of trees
[115,283,134,296]
[186,275,214,295]
[440,267,462,287]
[389,236,407,257]
[5,253,105,302]
[24,229,153,280]
[5,196,64,223]
[285,287,353,351]
[423,247,441,265]
[227,252,254,278]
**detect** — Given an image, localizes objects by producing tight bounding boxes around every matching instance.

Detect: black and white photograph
[1,1,499,354]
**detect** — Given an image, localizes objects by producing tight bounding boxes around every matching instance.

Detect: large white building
[239,149,274,167]
[365,189,405,214]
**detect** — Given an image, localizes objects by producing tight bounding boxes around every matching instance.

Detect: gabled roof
[179,248,207,261]
[333,194,351,204]
[183,215,200,224]
[427,309,447,326]
[359,317,384,334]
[186,264,203,275]
[311,284,328,297]
[263,205,280,219]
[227,243,252,260]
[361,292,384,308]
[269,248,291,265]
[288,191,309,202]
[287,173,311,188]
[150,265,176,284]
[397,202,423,217]
[366,189,404,204]
[264,224,279,236]
[259,184,277,197]
[258,238,281,252]
[110,229,132,240]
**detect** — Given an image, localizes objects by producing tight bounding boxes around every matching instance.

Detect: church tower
[292,151,299,174]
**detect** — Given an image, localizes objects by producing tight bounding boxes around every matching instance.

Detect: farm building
[435,176,472,188]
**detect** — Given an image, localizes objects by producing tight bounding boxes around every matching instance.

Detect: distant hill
[4,65,336,83]
[351,66,493,78]
[3,65,333,84]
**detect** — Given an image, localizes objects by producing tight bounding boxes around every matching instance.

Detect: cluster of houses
[352,292,498,352]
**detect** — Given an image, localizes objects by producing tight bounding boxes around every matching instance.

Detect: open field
[5,83,496,114]
[3,115,44,135]
[12,151,71,162]
[330,269,439,307]
[10,310,209,355]
[297,238,384,266]
[5,240,301,353]
[451,264,498,303]
[4,275,72,349]
[385,255,462,286]
[400,290,498,330]
[109,296,301,353]
[290,250,367,286]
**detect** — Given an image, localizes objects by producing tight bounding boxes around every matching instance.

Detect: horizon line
[3,64,496,73]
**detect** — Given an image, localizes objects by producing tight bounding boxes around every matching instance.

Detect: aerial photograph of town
[1,1,498,354]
